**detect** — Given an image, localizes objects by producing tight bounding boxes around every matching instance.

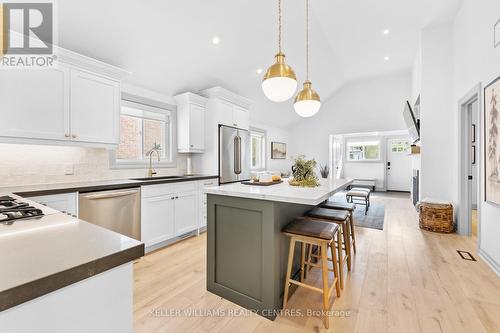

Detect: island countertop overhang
[204,178,352,206]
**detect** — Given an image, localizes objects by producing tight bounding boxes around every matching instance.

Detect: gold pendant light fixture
[262,0,297,102]
[294,0,320,117]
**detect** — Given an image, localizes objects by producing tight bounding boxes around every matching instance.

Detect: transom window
[251,129,266,170]
[390,140,410,153]
[347,141,380,161]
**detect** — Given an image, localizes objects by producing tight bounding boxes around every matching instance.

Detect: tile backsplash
[0,143,187,187]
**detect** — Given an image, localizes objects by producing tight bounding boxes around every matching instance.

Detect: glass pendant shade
[294,80,321,117]
[262,52,297,102]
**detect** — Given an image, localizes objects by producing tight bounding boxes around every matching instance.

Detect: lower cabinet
[26,192,78,217]
[173,191,198,236]
[141,181,204,250]
[141,194,175,248]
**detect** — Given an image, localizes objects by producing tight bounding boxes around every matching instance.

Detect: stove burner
[0,196,44,224]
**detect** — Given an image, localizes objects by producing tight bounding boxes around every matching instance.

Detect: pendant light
[262,0,297,102]
[294,0,320,117]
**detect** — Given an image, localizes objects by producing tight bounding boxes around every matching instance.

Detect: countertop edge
[10,175,219,197]
[0,242,144,312]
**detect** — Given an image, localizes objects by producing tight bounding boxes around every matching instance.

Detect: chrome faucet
[147,143,161,178]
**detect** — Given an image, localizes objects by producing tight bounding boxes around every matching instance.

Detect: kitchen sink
[130,176,185,181]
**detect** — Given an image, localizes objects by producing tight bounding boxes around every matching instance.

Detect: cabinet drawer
[141,184,175,198]
[198,178,218,190]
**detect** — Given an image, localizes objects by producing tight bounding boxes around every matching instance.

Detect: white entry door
[386,138,412,191]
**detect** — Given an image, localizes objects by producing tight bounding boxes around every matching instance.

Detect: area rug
[352,202,385,230]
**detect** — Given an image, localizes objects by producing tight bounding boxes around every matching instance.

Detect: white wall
[288,71,411,168]
[250,121,291,174]
[419,23,456,204]
[453,0,500,274]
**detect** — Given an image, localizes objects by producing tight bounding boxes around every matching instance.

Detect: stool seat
[307,208,349,222]
[321,201,356,212]
[346,189,369,197]
[283,217,339,240]
[350,187,371,193]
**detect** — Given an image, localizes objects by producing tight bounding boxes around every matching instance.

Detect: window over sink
[110,95,176,169]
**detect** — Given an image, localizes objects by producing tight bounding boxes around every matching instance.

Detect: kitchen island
[205,178,351,319]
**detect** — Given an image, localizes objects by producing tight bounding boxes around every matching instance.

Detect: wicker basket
[418,201,454,233]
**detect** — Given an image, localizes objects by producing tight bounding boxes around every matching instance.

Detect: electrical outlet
[64,164,74,175]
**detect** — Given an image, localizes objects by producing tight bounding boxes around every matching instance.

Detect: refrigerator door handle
[234,135,242,174]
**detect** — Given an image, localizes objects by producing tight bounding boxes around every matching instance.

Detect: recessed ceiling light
[256,68,263,74]
[384,56,390,61]
[212,36,220,45]
[383,29,390,35]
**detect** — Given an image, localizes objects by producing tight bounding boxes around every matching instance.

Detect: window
[251,129,266,170]
[390,140,410,153]
[347,141,380,161]
[111,97,175,168]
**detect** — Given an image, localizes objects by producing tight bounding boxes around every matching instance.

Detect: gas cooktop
[0,195,45,225]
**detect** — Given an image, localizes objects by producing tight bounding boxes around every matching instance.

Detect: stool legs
[343,224,352,272]
[300,243,306,282]
[283,237,296,309]
[337,229,344,289]
[320,242,330,329]
[349,214,357,254]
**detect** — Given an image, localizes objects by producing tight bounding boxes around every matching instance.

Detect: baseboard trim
[478,248,500,277]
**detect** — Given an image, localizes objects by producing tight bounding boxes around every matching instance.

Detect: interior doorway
[458,84,481,239]
[386,138,412,191]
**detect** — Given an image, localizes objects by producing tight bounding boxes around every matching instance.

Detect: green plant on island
[289,155,320,187]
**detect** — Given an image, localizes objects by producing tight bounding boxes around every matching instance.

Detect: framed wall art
[271,142,287,159]
[484,75,500,204]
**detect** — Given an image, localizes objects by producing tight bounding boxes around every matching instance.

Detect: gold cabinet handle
[71,134,77,139]
[64,134,70,138]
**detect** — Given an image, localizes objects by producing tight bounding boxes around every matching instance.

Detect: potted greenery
[319,164,329,179]
[289,155,320,187]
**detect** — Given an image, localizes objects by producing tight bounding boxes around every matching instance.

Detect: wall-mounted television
[403,100,420,143]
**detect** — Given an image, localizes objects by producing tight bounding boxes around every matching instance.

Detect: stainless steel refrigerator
[219,125,250,184]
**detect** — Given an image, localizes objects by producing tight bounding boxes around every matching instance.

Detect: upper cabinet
[0,65,70,141]
[0,48,128,148]
[70,69,120,144]
[174,92,207,153]
[199,86,252,130]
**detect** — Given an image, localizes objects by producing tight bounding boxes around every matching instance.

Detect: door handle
[468,175,473,180]
[82,190,139,200]
[234,135,241,175]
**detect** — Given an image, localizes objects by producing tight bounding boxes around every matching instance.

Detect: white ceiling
[57,0,461,128]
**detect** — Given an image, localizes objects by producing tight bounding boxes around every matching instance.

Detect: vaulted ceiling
[58,0,461,127]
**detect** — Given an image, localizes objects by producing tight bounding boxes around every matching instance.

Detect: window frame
[346,140,381,162]
[110,93,178,169]
[250,128,267,171]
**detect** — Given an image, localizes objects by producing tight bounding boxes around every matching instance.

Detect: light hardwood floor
[133,192,500,333]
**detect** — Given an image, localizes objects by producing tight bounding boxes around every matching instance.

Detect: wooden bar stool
[282,217,341,329]
[306,207,351,289]
[321,201,357,254]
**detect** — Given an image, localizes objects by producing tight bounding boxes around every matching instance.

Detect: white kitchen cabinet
[70,69,120,144]
[198,178,218,228]
[27,192,78,217]
[0,66,70,141]
[141,194,175,248]
[174,191,198,235]
[174,93,207,153]
[141,181,202,250]
[0,47,127,148]
[232,105,249,130]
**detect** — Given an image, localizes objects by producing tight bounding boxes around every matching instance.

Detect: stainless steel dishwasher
[79,188,141,240]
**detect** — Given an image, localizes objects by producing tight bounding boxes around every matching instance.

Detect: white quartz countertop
[205,178,352,206]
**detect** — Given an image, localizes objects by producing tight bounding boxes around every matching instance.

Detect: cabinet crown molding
[198,86,252,109]
[56,47,130,81]
[174,92,208,107]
